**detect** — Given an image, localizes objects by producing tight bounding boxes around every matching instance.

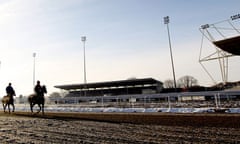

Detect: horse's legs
[3,104,6,112]
[7,104,10,114]
[37,103,41,113]
[30,103,34,113]
[11,99,15,112]
[12,104,15,112]
[42,104,44,115]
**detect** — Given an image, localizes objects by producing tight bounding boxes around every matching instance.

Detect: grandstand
[55,78,163,97]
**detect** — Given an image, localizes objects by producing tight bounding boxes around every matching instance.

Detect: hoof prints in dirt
[0,116,239,143]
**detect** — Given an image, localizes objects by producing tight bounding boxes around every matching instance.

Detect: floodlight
[231,14,240,21]
[164,16,169,24]
[201,24,209,29]
[81,36,86,42]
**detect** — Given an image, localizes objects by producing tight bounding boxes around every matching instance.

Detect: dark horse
[2,95,15,113]
[28,85,47,114]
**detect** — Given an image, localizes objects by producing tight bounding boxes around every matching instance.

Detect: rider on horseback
[6,83,16,97]
[3,83,16,113]
[34,80,44,97]
[30,80,47,114]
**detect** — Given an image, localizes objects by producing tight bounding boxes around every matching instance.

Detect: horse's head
[42,85,47,94]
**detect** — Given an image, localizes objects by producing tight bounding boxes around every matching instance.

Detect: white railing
[47,90,240,109]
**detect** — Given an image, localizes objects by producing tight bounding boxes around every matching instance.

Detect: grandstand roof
[55,78,162,91]
[213,35,240,55]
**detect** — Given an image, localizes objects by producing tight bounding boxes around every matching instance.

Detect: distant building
[55,78,163,97]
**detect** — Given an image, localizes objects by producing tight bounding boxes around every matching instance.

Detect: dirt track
[14,111,240,128]
[0,112,240,143]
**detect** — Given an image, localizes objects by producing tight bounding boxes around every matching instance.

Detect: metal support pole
[33,53,36,87]
[164,16,177,90]
[81,36,87,96]
[81,36,87,84]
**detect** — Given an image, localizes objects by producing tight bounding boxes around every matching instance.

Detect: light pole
[81,36,87,84]
[164,16,177,90]
[33,52,36,87]
[81,36,87,96]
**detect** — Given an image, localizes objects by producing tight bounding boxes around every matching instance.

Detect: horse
[28,85,47,114]
[2,95,15,113]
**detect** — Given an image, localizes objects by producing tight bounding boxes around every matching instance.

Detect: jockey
[34,80,44,97]
[6,83,16,97]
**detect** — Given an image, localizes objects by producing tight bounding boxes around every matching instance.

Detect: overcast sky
[0,0,239,96]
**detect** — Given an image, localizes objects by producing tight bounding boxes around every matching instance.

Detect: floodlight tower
[164,16,177,90]
[81,36,87,84]
[81,36,87,96]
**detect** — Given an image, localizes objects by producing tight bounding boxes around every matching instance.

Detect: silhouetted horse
[2,95,15,113]
[28,85,47,114]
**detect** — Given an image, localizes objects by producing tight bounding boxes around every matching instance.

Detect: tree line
[164,75,198,89]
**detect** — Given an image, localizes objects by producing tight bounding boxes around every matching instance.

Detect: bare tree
[177,75,198,89]
[48,92,62,99]
[164,79,175,88]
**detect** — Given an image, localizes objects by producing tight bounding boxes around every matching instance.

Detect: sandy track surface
[0,112,239,143]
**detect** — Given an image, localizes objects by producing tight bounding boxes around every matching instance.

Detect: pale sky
[0,0,239,96]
